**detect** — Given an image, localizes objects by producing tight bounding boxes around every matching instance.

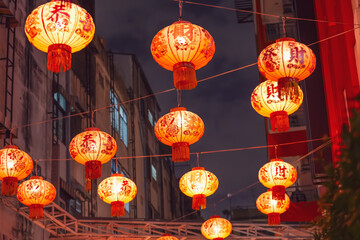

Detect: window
[151,164,157,181]
[120,106,128,147]
[148,109,154,126]
[125,202,130,213]
[53,92,66,143]
[110,90,120,133]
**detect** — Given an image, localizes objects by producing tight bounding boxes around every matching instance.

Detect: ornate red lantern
[98,174,137,217]
[151,20,215,90]
[179,167,218,210]
[157,234,179,240]
[154,107,204,162]
[251,80,303,132]
[0,145,33,196]
[201,215,232,240]
[258,38,316,99]
[256,190,290,225]
[259,158,297,200]
[25,0,95,73]
[17,176,56,219]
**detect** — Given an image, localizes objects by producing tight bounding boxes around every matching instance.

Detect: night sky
[95,0,268,218]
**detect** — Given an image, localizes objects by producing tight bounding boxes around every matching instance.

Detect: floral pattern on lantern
[25,0,95,73]
[157,234,179,240]
[201,215,232,240]
[256,190,290,225]
[17,176,56,219]
[151,20,215,90]
[0,145,33,196]
[69,128,117,181]
[154,107,204,162]
[251,80,303,132]
[259,158,297,200]
[98,174,137,217]
[258,38,316,99]
[179,167,218,210]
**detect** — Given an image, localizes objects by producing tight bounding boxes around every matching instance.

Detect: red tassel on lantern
[268,213,281,225]
[173,62,197,90]
[29,204,44,219]
[111,201,125,217]
[86,178,91,192]
[47,44,72,73]
[172,142,190,162]
[192,194,207,210]
[85,160,102,179]
[272,185,286,201]
[278,77,300,100]
[270,111,289,132]
[2,177,18,196]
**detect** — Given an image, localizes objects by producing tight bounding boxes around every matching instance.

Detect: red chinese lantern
[17,176,56,219]
[258,158,297,200]
[256,190,290,225]
[201,215,232,240]
[98,174,137,217]
[157,234,179,240]
[151,20,215,90]
[179,167,218,210]
[0,145,33,196]
[25,0,95,73]
[251,80,303,132]
[69,128,117,189]
[258,38,316,99]
[154,107,204,162]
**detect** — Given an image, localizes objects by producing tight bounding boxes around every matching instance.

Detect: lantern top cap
[85,127,101,132]
[30,176,43,180]
[173,20,191,25]
[162,234,172,236]
[276,37,295,42]
[170,107,187,112]
[270,158,283,162]
[3,145,19,149]
[192,167,205,171]
[111,173,124,178]
[210,215,221,219]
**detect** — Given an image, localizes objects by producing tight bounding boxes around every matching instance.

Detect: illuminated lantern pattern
[154,107,204,162]
[201,215,232,240]
[0,145,33,196]
[151,20,215,90]
[251,80,303,132]
[98,174,137,217]
[258,38,315,99]
[157,234,179,240]
[259,158,297,200]
[25,0,95,73]
[69,128,117,181]
[17,176,56,219]
[179,167,218,210]
[256,190,290,225]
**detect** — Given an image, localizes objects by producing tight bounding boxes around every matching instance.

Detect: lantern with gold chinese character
[69,128,117,188]
[154,107,204,162]
[251,80,303,132]
[98,174,137,217]
[151,20,215,90]
[256,190,290,225]
[0,145,33,196]
[179,167,218,210]
[25,0,95,73]
[157,234,179,240]
[17,176,56,219]
[259,158,297,200]
[258,38,315,99]
[201,215,232,240]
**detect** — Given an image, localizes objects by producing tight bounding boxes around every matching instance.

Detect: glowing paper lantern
[17,176,56,219]
[157,234,179,240]
[258,38,316,99]
[69,128,117,181]
[256,190,290,225]
[201,215,232,240]
[98,174,137,217]
[179,167,218,210]
[259,158,297,200]
[154,107,204,162]
[251,80,303,132]
[151,20,215,90]
[25,0,95,73]
[0,145,33,196]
